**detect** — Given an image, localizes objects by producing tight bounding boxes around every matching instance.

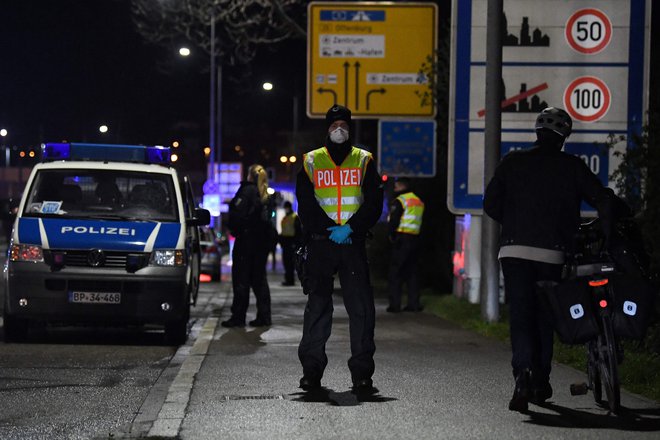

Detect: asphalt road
[177,284,660,440]
[1,253,660,439]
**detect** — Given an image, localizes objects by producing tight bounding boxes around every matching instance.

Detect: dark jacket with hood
[296,136,383,241]
[483,138,613,255]
[227,181,275,241]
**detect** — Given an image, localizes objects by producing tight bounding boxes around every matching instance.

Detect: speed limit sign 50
[565,8,613,54]
[563,76,611,123]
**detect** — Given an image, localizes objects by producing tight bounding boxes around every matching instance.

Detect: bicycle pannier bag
[610,273,657,340]
[538,278,600,345]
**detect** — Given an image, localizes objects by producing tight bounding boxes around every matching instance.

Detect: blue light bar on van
[41,143,171,164]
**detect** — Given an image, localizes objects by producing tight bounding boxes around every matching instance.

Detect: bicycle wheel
[587,340,602,403]
[599,316,621,413]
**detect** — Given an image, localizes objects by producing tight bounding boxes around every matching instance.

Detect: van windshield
[22,169,179,222]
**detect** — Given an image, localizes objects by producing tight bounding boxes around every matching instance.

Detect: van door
[183,176,201,305]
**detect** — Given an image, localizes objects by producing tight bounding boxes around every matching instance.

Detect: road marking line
[147,316,218,438]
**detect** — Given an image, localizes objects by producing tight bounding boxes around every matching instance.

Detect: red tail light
[589,279,609,287]
[599,299,608,308]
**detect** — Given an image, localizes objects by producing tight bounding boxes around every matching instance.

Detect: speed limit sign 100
[564,76,611,123]
[565,8,613,54]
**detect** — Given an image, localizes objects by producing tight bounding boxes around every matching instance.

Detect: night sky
[0,0,316,168]
[0,1,656,169]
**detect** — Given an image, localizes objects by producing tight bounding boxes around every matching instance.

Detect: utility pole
[480,0,503,322]
[209,15,216,179]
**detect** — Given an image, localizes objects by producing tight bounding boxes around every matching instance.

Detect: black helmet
[535,107,572,138]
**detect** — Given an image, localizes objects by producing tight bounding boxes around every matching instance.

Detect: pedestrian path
[141,266,660,439]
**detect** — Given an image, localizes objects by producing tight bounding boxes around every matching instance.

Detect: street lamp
[1,129,8,166]
[177,29,222,182]
[99,125,109,134]
[262,82,273,91]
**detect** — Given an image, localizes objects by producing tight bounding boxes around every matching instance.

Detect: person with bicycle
[484,107,614,412]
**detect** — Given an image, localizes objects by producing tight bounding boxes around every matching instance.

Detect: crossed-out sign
[307,2,438,118]
[474,8,615,125]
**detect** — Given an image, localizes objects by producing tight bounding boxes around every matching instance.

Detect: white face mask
[329,127,349,144]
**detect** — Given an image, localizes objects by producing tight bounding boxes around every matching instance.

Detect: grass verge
[421,290,660,402]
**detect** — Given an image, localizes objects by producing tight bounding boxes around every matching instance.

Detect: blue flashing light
[41,143,71,160]
[41,143,171,165]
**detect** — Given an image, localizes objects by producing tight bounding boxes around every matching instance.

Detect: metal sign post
[479,0,503,323]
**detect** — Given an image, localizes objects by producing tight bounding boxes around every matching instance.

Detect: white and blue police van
[3,143,210,344]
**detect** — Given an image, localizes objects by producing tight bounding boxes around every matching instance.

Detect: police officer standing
[223,164,276,328]
[484,107,613,412]
[279,201,302,286]
[296,105,383,393]
[387,177,425,313]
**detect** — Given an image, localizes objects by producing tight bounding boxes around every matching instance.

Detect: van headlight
[150,250,185,266]
[9,244,44,262]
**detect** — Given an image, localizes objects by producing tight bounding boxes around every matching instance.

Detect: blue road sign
[378,120,436,177]
[448,0,650,214]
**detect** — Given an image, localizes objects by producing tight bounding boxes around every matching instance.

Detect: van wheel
[164,304,190,346]
[3,314,29,342]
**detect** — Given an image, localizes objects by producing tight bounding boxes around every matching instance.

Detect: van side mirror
[187,208,211,226]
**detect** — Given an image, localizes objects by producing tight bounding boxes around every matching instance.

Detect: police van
[3,143,210,344]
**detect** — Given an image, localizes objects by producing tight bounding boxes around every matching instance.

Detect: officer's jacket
[302,146,372,225]
[296,138,383,240]
[394,192,424,235]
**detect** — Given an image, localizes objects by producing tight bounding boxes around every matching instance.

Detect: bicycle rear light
[589,279,609,287]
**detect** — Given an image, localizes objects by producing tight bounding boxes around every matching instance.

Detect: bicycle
[558,220,621,413]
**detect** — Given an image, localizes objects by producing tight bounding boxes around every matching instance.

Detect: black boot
[299,376,321,390]
[249,317,272,327]
[530,381,553,404]
[221,317,245,328]
[509,369,530,412]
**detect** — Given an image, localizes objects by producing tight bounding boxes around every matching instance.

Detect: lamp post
[209,18,222,181]
[1,129,8,167]
[179,18,221,181]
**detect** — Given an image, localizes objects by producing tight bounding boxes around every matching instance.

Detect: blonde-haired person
[223,164,277,327]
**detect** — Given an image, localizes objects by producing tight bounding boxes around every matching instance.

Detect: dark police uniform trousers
[388,233,421,310]
[501,257,563,384]
[231,233,272,322]
[298,238,376,382]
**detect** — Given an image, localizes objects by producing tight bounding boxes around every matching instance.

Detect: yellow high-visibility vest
[396,192,424,235]
[281,212,298,237]
[303,146,372,225]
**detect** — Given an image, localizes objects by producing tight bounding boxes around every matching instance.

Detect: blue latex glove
[327,224,353,244]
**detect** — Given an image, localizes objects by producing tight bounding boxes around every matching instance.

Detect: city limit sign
[448,0,651,214]
[307,2,438,119]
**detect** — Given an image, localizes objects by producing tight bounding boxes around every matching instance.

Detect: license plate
[69,291,121,304]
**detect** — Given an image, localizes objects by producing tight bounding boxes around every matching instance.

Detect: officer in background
[296,105,383,393]
[279,200,302,286]
[223,164,276,328]
[387,177,425,313]
[484,107,613,412]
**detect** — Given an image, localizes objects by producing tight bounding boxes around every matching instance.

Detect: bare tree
[131,0,306,66]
